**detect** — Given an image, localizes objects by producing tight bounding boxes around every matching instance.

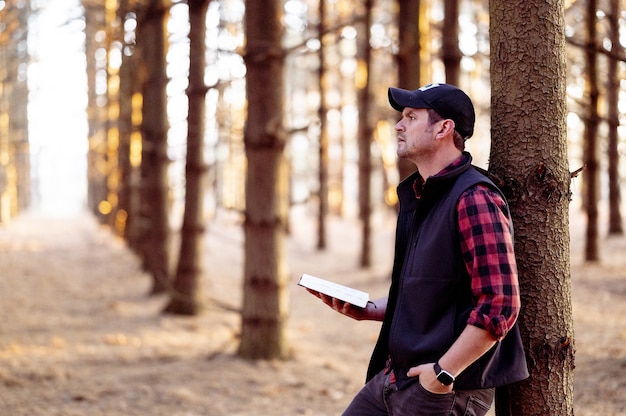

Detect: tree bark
[116,0,142,249]
[317,0,329,250]
[396,0,420,181]
[490,0,575,415]
[606,0,623,235]
[357,0,373,268]
[10,1,31,215]
[442,0,461,85]
[238,0,290,360]
[136,0,171,294]
[583,0,600,261]
[104,2,120,231]
[164,0,211,315]
[83,3,107,219]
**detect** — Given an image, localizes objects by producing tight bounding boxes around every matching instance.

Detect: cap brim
[388,88,430,112]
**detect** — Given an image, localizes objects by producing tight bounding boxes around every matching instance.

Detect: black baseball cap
[388,83,475,139]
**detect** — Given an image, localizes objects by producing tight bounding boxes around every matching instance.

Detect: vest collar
[400,152,473,200]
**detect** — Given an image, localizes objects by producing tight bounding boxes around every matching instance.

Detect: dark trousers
[343,370,494,416]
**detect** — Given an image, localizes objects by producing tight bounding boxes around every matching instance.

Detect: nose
[395,119,404,131]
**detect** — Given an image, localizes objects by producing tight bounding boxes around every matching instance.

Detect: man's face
[394,108,440,162]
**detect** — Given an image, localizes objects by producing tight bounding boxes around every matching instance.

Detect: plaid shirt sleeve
[457,184,521,341]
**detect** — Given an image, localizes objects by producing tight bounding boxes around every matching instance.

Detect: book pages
[298,274,370,308]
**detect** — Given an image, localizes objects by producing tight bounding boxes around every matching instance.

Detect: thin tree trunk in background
[606,0,623,236]
[136,0,171,294]
[11,0,30,214]
[0,28,9,223]
[583,0,600,261]
[105,2,121,231]
[357,0,373,268]
[0,1,30,222]
[117,1,141,248]
[83,3,107,219]
[490,0,574,414]
[164,0,211,316]
[396,0,419,182]
[317,0,329,250]
[442,0,461,85]
[238,0,290,360]
[116,2,131,233]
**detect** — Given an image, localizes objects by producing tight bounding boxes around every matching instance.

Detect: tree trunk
[136,0,171,294]
[0,1,30,222]
[490,1,575,415]
[317,0,329,250]
[583,0,600,261]
[164,0,211,316]
[83,3,107,219]
[11,1,30,214]
[442,0,461,85]
[357,0,373,268]
[606,0,623,236]
[117,0,141,248]
[0,31,8,223]
[396,0,420,181]
[104,2,120,231]
[238,0,290,360]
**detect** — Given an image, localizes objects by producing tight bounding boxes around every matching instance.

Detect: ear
[435,119,456,139]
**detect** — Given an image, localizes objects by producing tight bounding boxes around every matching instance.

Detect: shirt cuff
[468,310,511,341]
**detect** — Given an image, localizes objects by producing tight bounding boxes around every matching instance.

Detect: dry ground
[0,206,625,415]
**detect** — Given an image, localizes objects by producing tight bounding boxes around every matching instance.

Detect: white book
[298,273,370,308]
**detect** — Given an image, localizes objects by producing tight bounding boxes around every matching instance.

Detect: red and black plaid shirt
[413,155,520,341]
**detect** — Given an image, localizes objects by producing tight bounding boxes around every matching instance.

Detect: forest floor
[0,205,625,416]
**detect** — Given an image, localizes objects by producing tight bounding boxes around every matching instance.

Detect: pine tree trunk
[490,1,575,415]
[606,0,623,236]
[317,0,328,250]
[442,0,461,85]
[117,0,141,247]
[163,0,210,315]
[357,0,373,268]
[11,1,30,214]
[136,0,171,294]
[0,1,31,222]
[582,0,600,261]
[396,0,420,181]
[83,3,107,218]
[238,0,290,360]
[104,4,120,231]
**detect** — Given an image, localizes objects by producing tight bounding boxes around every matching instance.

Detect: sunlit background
[28,0,88,216]
[24,0,483,219]
[22,0,625,218]
[25,0,249,219]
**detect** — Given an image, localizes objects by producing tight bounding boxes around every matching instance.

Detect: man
[307,83,529,415]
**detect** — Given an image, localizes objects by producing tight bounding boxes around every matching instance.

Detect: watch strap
[434,361,443,375]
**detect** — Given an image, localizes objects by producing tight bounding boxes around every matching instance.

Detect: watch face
[437,370,455,386]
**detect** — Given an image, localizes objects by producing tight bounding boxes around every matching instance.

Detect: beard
[396,139,409,159]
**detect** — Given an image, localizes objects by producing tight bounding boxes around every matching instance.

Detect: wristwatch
[434,362,455,386]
